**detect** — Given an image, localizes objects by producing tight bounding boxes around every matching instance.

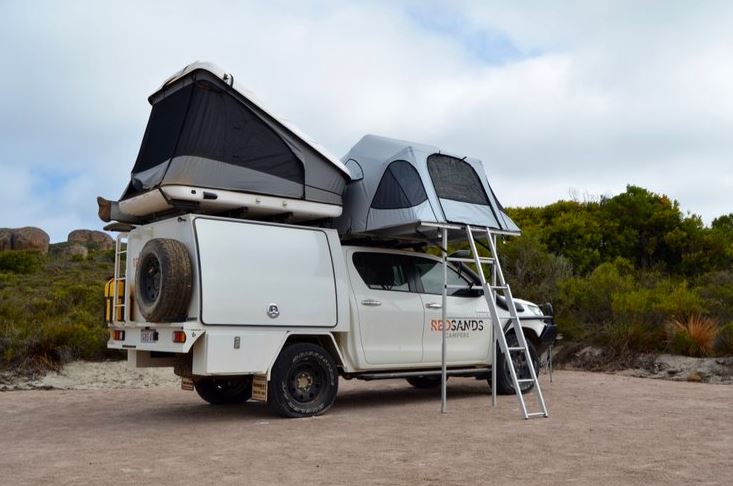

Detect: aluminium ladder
[111,233,129,325]
[440,225,548,420]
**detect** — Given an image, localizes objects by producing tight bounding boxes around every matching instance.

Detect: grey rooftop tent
[98,62,350,224]
[335,135,520,239]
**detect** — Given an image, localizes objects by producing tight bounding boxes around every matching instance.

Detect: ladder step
[507,346,526,351]
[445,284,482,289]
[490,285,507,290]
[526,412,547,418]
[516,379,535,384]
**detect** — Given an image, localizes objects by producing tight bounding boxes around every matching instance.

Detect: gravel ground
[1,370,731,485]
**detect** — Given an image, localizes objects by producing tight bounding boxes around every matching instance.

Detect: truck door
[408,256,492,365]
[350,251,424,365]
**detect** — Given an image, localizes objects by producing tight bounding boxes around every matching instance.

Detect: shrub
[715,322,733,356]
[602,322,665,357]
[0,250,45,274]
[555,258,635,340]
[696,271,733,323]
[500,235,573,304]
[0,248,121,371]
[666,315,719,357]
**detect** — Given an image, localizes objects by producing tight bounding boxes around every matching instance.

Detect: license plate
[141,329,157,343]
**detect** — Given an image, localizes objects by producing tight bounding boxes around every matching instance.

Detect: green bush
[0,249,121,371]
[0,251,45,274]
[500,235,573,305]
[603,322,665,356]
[696,271,733,323]
[715,322,733,356]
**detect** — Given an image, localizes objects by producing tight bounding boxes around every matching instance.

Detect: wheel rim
[140,255,161,304]
[287,362,324,404]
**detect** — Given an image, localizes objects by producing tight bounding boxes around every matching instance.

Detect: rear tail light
[111,330,125,341]
[172,331,187,343]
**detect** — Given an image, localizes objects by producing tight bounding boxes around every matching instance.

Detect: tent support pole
[441,227,448,414]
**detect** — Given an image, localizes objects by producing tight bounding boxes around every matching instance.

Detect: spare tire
[135,238,193,322]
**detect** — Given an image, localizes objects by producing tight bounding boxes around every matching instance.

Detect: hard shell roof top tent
[98,62,351,225]
[335,134,520,241]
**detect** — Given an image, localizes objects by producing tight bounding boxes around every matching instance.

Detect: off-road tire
[135,238,192,322]
[406,375,443,389]
[194,377,253,405]
[492,333,539,395]
[268,343,339,418]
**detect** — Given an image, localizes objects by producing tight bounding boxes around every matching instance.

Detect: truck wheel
[268,343,339,418]
[406,375,443,388]
[194,377,252,405]
[492,333,539,395]
[135,238,193,322]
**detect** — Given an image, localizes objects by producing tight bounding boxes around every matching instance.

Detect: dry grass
[666,315,719,357]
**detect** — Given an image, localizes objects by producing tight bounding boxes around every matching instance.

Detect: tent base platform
[99,185,342,225]
[340,221,519,245]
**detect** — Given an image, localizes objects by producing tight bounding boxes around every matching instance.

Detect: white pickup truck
[106,214,556,417]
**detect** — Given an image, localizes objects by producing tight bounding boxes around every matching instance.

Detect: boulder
[67,229,114,251]
[0,227,50,254]
[50,242,89,260]
[0,229,12,251]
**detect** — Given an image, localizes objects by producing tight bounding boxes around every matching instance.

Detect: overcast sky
[1,0,732,242]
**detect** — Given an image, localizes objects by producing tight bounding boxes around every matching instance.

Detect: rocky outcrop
[49,242,89,260]
[67,229,114,251]
[0,229,12,251]
[0,227,50,254]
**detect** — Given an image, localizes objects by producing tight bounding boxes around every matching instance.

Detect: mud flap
[181,377,194,391]
[252,374,268,401]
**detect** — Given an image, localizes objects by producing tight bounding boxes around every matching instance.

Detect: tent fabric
[335,134,520,237]
[121,62,349,206]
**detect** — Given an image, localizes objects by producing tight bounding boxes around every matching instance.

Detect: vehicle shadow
[115,381,492,424]
[333,381,491,413]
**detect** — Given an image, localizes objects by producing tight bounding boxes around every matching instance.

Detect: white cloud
[0,0,732,242]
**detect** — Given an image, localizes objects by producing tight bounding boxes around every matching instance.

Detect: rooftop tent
[335,134,520,238]
[99,62,350,224]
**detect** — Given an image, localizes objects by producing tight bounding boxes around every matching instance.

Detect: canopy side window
[352,252,411,292]
[427,154,490,205]
[370,160,428,210]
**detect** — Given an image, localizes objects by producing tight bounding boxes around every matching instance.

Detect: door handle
[426,303,442,309]
[361,299,382,306]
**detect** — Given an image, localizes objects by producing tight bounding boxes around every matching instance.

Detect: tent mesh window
[133,83,193,174]
[130,80,305,189]
[370,160,428,209]
[427,154,490,205]
[176,81,304,183]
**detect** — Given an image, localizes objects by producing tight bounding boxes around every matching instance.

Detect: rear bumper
[107,327,203,353]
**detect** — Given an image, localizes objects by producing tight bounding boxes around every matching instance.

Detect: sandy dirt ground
[1,370,731,486]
